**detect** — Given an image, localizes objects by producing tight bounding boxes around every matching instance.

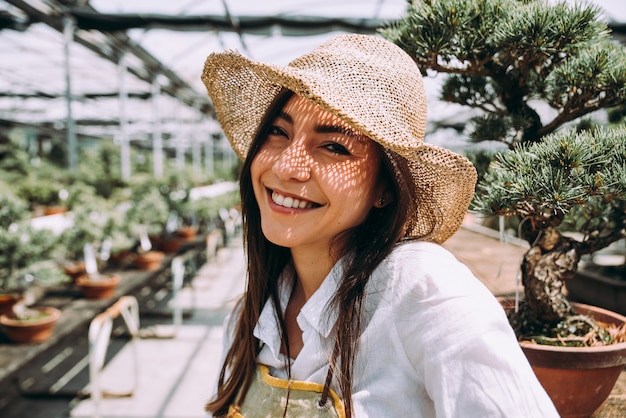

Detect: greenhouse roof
[0,0,624,150]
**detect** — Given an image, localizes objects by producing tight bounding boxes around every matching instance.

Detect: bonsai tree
[126,182,170,240]
[472,126,625,345]
[59,191,109,263]
[383,0,626,345]
[382,0,626,149]
[0,221,61,293]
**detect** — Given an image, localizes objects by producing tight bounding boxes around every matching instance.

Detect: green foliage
[0,223,60,290]
[190,189,240,230]
[382,0,626,148]
[126,181,170,237]
[472,126,626,246]
[59,194,110,260]
[0,189,29,228]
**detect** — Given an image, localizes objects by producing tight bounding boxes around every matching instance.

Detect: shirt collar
[253,257,346,352]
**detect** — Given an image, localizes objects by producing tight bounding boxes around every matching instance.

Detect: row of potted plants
[0,143,240,344]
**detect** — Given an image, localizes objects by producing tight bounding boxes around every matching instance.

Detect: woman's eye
[268,125,288,137]
[324,143,350,155]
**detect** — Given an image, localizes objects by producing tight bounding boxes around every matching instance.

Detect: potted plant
[0,203,67,344]
[0,221,60,310]
[0,305,61,344]
[59,191,122,296]
[17,173,69,217]
[126,184,168,269]
[0,190,30,314]
[383,1,626,415]
[0,260,68,343]
[471,127,626,417]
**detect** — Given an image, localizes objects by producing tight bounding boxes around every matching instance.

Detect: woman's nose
[272,141,312,181]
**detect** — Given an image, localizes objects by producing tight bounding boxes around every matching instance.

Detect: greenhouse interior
[1,0,625,417]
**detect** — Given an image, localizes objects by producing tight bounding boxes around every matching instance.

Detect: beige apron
[228,365,346,418]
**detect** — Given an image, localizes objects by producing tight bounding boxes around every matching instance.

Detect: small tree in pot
[383,0,626,340]
[472,126,625,342]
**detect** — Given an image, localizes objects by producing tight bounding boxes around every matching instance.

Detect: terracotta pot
[154,236,183,254]
[76,274,121,299]
[133,250,165,271]
[43,205,68,216]
[176,226,197,241]
[62,261,87,282]
[0,307,61,343]
[501,299,626,418]
[0,294,21,316]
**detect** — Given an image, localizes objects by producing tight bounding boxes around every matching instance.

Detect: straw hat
[201,34,476,244]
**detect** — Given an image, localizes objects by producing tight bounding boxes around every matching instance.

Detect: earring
[377,197,385,207]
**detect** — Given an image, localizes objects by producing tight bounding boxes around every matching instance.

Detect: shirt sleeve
[391,244,559,417]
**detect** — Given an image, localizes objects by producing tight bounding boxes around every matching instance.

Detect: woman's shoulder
[387,239,460,269]
[378,239,487,297]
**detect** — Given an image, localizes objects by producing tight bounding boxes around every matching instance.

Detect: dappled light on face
[250,95,383,254]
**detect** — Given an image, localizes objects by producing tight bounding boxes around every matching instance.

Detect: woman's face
[250,95,386,255]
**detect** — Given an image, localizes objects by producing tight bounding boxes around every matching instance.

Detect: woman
[201,34,558,417]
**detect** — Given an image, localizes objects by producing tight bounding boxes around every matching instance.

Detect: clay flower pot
[501,299,626,418]
[62,261,87,283]
[0,307,61,343]
[0,294,21,316]
[153,236,183,254]
[176,226,197,241]
[76,274,121,299]
[133,250,165,271]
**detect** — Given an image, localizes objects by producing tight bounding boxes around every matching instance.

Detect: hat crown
[284,34,428,155]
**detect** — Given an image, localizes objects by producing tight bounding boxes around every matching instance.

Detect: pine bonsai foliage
[472,127,626,344]
[383,0,626,345]
[382,0,626,148]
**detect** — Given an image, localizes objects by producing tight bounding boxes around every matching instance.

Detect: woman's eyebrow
[276,111,293,124]
[316,124,363,138]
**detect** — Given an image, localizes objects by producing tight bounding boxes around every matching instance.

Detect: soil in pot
[0,307,61,343]
[133,250,165,271]
[76,274,121,299]
[501,299,626,418]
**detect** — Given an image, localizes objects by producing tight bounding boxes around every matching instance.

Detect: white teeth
[272,191,312,209]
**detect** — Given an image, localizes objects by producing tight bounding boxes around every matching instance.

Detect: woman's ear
[373,191,393,209]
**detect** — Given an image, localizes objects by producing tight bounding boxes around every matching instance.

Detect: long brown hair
[206,89,418,417]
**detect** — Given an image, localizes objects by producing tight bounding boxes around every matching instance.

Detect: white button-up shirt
[220,241,559,417]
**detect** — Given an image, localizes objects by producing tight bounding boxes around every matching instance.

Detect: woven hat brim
[405,145,477,243]
[201,40,476,244]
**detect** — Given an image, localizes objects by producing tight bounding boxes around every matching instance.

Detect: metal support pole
[63,17,77,171]
[205,119,217,177]
[175,104,185,172]
[152,78,164,178]
[192,103,202,177]
[119,54,131,180]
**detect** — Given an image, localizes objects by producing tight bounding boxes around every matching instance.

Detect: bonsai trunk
[510,226,580,336]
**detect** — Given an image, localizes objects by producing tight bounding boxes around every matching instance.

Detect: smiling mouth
[270,190,320,209]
